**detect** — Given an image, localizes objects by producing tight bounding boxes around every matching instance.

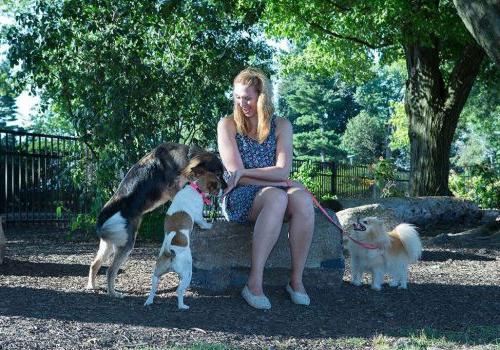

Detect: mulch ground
[0,225,499,349]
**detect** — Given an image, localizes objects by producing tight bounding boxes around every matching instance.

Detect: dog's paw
[108,291,125,298]
[199,222,213,230]
[388,281,399,287]
[85,283,95,290]
[178,304,190,310]
[398,284,407,289]
[144,298,154,306]
[350,280,362,287]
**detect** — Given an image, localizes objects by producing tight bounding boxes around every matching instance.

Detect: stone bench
[337,196,484,231]
[190,208,344,291]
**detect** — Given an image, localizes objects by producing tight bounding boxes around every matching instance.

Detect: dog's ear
[181,156,206,179]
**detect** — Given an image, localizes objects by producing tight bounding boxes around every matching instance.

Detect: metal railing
[291,159,409,199]
[1,128,411,224]
[0,129,92,224]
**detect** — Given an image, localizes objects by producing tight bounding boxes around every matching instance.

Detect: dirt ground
[0,225,499,350]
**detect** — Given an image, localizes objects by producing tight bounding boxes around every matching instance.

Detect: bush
[290,161,339,209]
[371,157,405,198]
[449,165,500,209]
[138,207,166,241]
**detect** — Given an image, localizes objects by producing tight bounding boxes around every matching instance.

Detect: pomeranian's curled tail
[394,223,422,263]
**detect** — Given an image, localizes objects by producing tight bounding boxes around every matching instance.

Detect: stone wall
[190,208,344,291]
[337,196,484,234]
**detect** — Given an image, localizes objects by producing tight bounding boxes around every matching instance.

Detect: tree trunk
[453,0,500,66]
[404,42,485,196]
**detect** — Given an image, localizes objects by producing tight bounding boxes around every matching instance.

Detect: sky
[1,13,38,127]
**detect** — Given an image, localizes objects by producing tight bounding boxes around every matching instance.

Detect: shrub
[138,206,166,241]
[449,165,500,209]
[371,157,405,198]
[291,161,331,198]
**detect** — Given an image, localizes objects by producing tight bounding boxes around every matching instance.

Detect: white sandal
[286,283,310,306]
[241,285,271,310]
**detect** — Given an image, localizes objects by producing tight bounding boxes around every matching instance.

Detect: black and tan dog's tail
[96,211,129,247]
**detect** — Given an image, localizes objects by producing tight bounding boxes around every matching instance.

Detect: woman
[217,67,315,309]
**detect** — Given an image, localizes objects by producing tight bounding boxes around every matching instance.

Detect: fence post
[330,162,337,196]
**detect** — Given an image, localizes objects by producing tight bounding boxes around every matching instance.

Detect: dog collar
[188,182,212,206]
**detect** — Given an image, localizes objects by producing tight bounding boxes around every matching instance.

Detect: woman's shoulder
[218,115,237,132]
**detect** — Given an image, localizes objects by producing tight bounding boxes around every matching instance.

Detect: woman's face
[234,83,258,118]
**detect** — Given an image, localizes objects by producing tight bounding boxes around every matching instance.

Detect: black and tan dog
[86,142,225,297]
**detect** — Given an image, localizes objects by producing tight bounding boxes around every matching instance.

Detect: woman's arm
[217,116,245,173]
[217,117,293,192]
[240,117,293,182]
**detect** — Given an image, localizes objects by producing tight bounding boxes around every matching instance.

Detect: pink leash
[221,177,379,250]
[285,181,379,250]
[307,191,380,250]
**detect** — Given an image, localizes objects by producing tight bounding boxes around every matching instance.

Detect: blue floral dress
[222,116,282,223]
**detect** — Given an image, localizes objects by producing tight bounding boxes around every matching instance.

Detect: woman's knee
[261,187,288,213]
[287,189,314,218]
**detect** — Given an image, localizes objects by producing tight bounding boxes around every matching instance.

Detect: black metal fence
[1,129,410,224]
[0,129,92,224]
[291,159,409,199]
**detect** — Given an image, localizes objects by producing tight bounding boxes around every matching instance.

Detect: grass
[140,342,233,350]
[372,325,500,349]
[139,326,500,349]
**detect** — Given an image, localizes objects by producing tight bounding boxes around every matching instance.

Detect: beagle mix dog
[86,142,225,298]
[144,173,221,309]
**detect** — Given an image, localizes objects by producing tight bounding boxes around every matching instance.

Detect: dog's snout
[352,221,366,231]
[209,180,221,194]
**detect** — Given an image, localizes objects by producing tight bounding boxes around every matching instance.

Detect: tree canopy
[277,72,358,161]
[7,0,272,160]
[354,61,406,121]
[0,60,18,130]
[340,111,385,164]
[260,0,489,195]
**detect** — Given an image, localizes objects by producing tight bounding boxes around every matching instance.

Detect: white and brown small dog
[144,173,221,309]
[87,142,225,298]
[347,217,422,291]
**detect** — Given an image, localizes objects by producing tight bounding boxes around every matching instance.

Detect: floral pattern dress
[221,117,282,223]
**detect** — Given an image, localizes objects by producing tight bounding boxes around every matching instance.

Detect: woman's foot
[241,285,271,310]
[286,283,310,306]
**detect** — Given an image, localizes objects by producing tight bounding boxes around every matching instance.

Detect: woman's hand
[287,180,307,191]
[223,169,245,196]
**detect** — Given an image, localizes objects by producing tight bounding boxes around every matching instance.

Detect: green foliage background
[277,73,358,161]
[1,0,498,217]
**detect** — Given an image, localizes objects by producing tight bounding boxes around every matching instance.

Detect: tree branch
[304,18,391,49]
[445,42,485,118]
[327,0,352,12]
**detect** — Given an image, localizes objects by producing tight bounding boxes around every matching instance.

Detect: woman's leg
[246,187,288,296]
[285,187,315,293]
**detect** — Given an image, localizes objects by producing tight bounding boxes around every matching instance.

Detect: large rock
[190,208,344,291]
[337,196,482,231]
[337,204,400,234]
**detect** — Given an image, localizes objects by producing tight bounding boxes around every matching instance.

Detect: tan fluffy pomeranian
[347,216,422,291]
